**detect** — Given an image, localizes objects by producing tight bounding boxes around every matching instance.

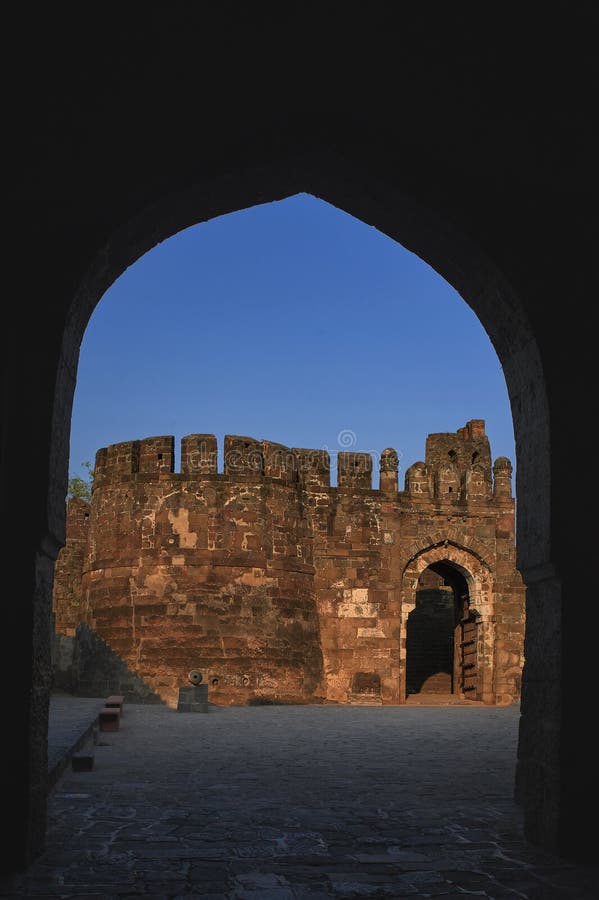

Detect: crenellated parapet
[94,434,304,486]
[93,439,140,486]
[93,435,175,487]
[91,425,511,505]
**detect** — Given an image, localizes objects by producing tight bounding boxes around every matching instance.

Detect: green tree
[67,460,94,501]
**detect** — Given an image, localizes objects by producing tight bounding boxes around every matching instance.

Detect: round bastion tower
[80,434,324,707]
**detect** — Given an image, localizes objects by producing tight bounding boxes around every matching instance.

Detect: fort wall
[54,421,525,708]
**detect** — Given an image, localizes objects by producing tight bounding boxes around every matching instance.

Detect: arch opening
[406,562,472,700]
[11,154,561,869]
[54,194,523,716]
[7,4,598,874]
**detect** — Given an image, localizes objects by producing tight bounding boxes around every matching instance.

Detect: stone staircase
[348,692,383,706]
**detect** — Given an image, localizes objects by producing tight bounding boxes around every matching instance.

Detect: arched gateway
[403,548,495,703]
[53,420,525,708]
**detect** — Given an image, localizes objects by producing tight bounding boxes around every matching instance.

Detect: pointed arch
[400,540,496,703]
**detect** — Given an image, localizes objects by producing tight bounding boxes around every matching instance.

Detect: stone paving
[2,701,598,898]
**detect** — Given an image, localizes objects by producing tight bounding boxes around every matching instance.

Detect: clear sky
[69,193,515,489]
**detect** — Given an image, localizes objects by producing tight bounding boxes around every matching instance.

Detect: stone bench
[98,706,120,731]
[71,750,94,771]
[104,694,124,714]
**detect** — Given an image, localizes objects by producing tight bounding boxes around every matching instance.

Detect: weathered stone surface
[53,421,525,709]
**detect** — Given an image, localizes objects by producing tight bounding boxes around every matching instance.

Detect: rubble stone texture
[53,420,525,708]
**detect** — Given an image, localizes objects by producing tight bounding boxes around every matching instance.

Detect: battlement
[337,452,373,490]
[94,434,306,486]
[223,436,300,483]
[181,434,218,474]
[293,448,331,488]
[90,424,511,500]
[94,436,175,485]
[93,434,377,491]
[93,435,333,487]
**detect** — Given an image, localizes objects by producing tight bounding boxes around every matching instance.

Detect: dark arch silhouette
[4,6,597,872]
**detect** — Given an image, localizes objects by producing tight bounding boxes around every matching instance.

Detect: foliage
[67,461,94,501]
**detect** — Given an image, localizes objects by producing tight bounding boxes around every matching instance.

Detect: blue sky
[69,193,515,488]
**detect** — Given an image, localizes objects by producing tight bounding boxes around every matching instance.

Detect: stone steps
[405,692,485,706]
[348,693,383,706]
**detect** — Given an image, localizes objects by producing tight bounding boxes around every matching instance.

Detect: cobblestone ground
[2,703,598,898]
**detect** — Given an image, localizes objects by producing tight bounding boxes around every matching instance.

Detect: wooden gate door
[460,613,479,697]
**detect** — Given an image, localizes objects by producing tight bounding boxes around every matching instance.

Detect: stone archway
[405,563,471,700]
[8,9,598,866]
[8,158,553,869]
[401,542,495,704]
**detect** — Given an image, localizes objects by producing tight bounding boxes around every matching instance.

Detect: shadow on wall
[406,581,455,696]
[52,623,164,704]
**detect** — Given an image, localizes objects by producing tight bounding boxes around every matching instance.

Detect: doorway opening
[405,557,490,704]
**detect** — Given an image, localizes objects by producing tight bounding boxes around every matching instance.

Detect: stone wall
[52,624,164,702]
[51,498,90,634]
[53,421,525,708]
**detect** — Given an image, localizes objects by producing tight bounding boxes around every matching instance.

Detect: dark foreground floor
[2,701,598,899]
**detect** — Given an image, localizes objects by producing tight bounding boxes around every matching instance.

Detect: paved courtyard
[2,701,598,898]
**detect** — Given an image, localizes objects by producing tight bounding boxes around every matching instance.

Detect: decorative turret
[493,456,513,498]
[405,461,430,496]
[466,464,491,500]
[425,419,492,500]
[379,448,399,493]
